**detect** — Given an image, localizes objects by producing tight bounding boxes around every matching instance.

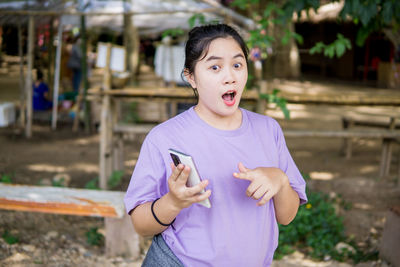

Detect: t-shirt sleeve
[124,136,168,214]
[273,120,308,205]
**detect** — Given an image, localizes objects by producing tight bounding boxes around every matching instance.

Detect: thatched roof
[294,1,346,23]
[0,0,254,35]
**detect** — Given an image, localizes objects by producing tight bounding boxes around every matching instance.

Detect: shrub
[274,187,378,263]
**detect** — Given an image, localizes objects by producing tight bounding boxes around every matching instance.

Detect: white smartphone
[168,148,211,208]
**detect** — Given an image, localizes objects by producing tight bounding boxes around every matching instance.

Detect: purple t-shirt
[124,107,307,266]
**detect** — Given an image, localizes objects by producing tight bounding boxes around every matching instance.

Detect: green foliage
[259,89,290,119]
[162,28,185,39]
[85,227,104,246]
[0,173,12,184]
[51,178,65,187]
[84,177,100,190]
[231,0,400,59]
[108,170,124,189]
[188,13,221,28]
[188,13,206,28]
[310,34,352,58]
[2,230,19,245]
[275,189,345,259]
[274,185,378,263]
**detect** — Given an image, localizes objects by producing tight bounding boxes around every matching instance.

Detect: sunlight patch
[125,159,137,167]
[353,202,373,210]
[71,163,98,173]
[309,171,334,180]
[28,164,66,172]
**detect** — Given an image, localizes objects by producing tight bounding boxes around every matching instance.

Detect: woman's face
[186,37,248,120]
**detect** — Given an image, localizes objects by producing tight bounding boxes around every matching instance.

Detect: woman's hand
[166,163,211,211]
[233,162,289,206]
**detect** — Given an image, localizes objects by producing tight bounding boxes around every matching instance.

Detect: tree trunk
[261,0,301,79]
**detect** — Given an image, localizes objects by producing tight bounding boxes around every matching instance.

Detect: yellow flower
[306,203,312,209]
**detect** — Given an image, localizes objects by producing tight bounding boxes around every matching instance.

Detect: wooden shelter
[0,0,255,138]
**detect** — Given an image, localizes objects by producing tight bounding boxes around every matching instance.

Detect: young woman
[124,24,307,266]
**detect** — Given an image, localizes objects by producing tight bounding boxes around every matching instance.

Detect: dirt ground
[0,62,399,266]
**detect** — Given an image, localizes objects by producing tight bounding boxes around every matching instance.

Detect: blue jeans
[72,69,82,93]
[142,234,183,267]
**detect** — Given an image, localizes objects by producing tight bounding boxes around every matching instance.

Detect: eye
[210,65,220,71]
[233,63,242,69]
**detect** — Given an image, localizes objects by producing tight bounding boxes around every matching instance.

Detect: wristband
[151,198,176,229]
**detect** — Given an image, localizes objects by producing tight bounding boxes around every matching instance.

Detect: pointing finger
[238,162,250,173]
[233,171,252,181]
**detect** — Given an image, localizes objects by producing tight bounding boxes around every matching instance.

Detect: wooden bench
[0,184,139,258]
[341,113,399,177]
[112,123,157,171]
[284,129,400,182]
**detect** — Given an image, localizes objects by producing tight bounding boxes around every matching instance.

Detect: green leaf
[0,174,12,184]
[335,42,346,58]
[162,28,184,39]
[382,1,393,24]
[309,42,324,55]
[85,227,104,246]
[108,170,124,189]
[324,45,335,58]
[356,26,372,46]
[293,33,304,45]
[2,230,19,245]
[85,177,100,190]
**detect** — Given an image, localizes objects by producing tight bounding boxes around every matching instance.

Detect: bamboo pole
[99,44,112,190]
[51,20,63,130]
[25,16,34,138]
[18,22,25,129]
[81,15,90,133]
[72,15,90,132]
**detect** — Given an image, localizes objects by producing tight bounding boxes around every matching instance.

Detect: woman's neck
[194,105,243,131]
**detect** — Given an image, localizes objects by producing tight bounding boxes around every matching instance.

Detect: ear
[184,69,197,89]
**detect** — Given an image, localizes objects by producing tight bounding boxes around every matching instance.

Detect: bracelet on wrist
[151,198,176,229]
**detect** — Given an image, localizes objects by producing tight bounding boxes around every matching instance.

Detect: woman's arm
[271,172,300,225]
[233,163,300,225]
[130,164,211,237]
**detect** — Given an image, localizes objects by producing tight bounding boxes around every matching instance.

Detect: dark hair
[184,24,248,76]
[37,69,44,81]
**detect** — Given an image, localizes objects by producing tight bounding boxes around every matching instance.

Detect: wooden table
[88,87,260,189]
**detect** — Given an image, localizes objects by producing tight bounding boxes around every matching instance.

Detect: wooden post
[25,16,34,138]
[105,213,140,258]
[99,44,112,190]
[81,15,90,133]
[123,7,133,84]
[51,20,63,130]
[379,117,396,178]
[18,21,25,129]
[256,80,268,115]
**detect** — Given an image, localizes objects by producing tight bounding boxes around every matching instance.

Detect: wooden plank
[0,184,125,218]
[88,87,260,101]
[284,130,400,138]
[279,91,400,105]
[114,123,156,134]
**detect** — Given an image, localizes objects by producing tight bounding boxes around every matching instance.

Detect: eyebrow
[205,53,245,62]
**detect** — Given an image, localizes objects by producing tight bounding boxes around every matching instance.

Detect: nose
[223,67,236,85]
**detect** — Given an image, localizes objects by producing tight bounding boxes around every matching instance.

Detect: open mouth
[222,91,236,101]
[221,90,237,106]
